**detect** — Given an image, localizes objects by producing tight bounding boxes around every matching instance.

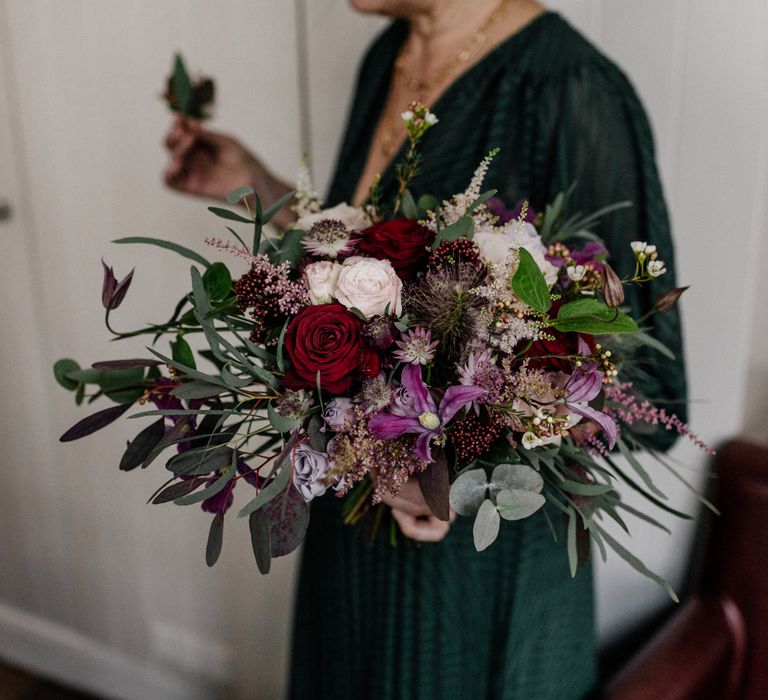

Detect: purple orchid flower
[368,364,485,462]
[564,366,618,448]
[486,197,537,224]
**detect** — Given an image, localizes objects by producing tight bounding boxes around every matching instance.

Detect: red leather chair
[603,438,768,700]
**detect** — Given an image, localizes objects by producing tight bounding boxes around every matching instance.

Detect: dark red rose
[284,303,374,393]
[354,219,435,279]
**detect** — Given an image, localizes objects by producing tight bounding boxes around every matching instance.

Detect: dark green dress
[289,12,686,700]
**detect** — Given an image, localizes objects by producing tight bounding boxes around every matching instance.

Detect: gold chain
[393,0,510,94]
[380,0,510,157]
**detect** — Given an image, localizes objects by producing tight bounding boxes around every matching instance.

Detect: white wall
[0,0,766,697]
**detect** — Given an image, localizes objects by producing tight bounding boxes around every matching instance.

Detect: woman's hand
[380,477,456,543]
[163,116,258,201]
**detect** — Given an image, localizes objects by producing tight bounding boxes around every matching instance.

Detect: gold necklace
[380,0,510,157]
[394,0,510,94]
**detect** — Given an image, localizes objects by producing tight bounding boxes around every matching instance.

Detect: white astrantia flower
[647,260,667,277]
[296,202,371,234]
[567,264,586,282]
[334,256,403,319]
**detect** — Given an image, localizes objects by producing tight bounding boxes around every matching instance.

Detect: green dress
[289,12,686,700]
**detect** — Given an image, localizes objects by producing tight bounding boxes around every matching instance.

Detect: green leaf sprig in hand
[163,53,215,120]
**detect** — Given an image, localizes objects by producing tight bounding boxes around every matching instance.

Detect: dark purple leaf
[59,402,132,442]
[249,510,271,575]
[152,477,208,505]
[206,513,224,567]
[263,484,309,557]
[92,359,161,370]
[142,416,190,469]
[417,448,451,521]
[119,418,165,471]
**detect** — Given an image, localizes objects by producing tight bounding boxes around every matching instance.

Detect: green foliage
[54,358,81,391]
[113,236,211,268]
[554,298,638,334]
[202,262,232,301]
[512,248,552,314]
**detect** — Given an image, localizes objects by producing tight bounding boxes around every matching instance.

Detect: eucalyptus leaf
[473,498,500,552]
[119,418,165,471]
[489,463,543,499]
[249,510,271,574]
[268,403,300,434]
[617,438,667,499]
[270,228,305,266]
[449,468,488,516]
[152,477,208,505]
[207,206,252,224]
[567,509,578,577]
[166,446,232,476]
[263,484,309,557]
[560,480,615,497]
[495,489,546,521]
[170,381,228,399]
[416,449,450,521]
[401,190,419,219]
[262,190,296,225]
[435,216,473,245]
[54,358,81,391]
[465,189,497,215]
[512,247,552,314]
[91,359,161,371]
[226,185,255,204]
[206,513,224,567]
[113,236,211,268]
[59,402,132,442]
[174,452,235,506]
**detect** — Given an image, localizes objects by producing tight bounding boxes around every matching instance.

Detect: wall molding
[0,601,219,700]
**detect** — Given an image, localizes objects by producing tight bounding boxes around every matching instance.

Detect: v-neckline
[350,10,556,206]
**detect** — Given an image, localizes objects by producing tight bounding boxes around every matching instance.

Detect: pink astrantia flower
[368,364,485,462]
[393,327,439,365]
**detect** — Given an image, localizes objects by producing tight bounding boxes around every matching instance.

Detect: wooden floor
[0,661,96,700]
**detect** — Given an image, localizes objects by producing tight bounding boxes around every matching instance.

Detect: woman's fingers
[391,508,451,542]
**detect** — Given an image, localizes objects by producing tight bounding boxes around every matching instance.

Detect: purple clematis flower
[565,366,618,448]
[368,364,485,462]
[101,259,134,310]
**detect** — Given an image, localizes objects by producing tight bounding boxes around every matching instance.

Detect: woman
[165,2,686,698]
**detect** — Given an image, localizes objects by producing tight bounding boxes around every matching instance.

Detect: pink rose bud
[654,286,689,313]
[601,263,625,308]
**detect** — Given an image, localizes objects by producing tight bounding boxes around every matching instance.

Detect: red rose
[283,303,377,393]
[355,219,435,279]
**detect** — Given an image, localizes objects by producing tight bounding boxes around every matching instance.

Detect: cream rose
[334,256,402,319]
[302,260,343,305]
[474,221,558,286]
[296,202,371,233]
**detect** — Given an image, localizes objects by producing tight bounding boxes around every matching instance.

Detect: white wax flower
[302,260,343,304]
[334,256,402,319]
[647,260,667,277]
[567,264,586,282]
[296,202,371,233]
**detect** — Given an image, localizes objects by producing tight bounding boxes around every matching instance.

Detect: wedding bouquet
[55,102,710,597]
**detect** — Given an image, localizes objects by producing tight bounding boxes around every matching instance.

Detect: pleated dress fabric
[288,12,687,700]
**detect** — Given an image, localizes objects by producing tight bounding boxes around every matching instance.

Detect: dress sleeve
[531,61,688,450]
